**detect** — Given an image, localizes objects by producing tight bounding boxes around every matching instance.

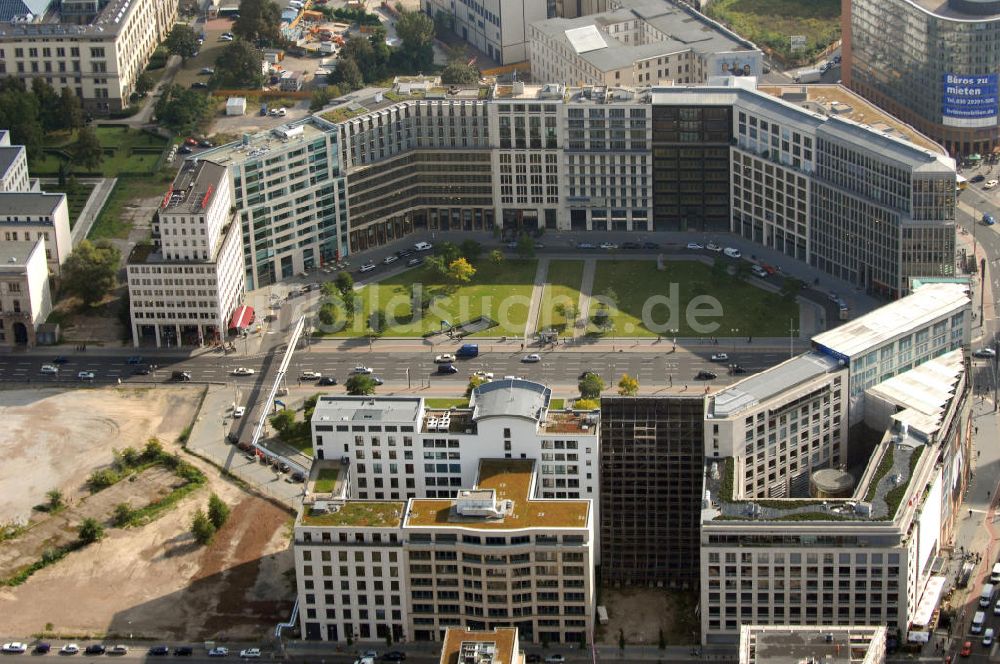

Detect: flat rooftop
[0,237,42,272]
[440,628,519,664]
[0,145,24,178]
[405,459,590,530]
[300,501,405,528]
[161,161,227,215]
[471,379,550,423]
[313,395,422,426]
[758,84,945,154]
[812,282,969,358]
[196,118,334,167]
[709,352,842,418]
[866,348,965,439]
[0,0,144,36]
[0,191,65,217]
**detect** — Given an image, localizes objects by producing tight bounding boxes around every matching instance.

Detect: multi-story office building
[0,0,177,113]
[126,160,246,347]
[196,118,348,289]
[811,281,970,423]
[706,352,849,499]
[598,395,704,588]
[842,0,1000,155]
[700,348,972,643]
[293,458,594,645]
[0,131,71,276]
[439,627,524,664]
[0,237,52,346]
[529,0,762,88]
[738,625,887,664]
[310,379,600,507]
[421,0,545,65]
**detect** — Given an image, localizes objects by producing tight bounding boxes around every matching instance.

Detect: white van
[985,628,996,646]
[981,583,996,607]
[973,610,987,633]
[723,247,742,258]
[414,241,433,252]
[991,562,1000,583]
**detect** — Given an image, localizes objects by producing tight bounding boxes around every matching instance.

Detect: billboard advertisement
[708,51,763,78]
[942,73,999,128]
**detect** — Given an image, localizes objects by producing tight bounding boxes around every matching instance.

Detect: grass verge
[536,260,585,333]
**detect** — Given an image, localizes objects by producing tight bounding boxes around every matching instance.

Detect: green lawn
[589,260,798,338]
[425,398,470,409]
[313,468,339,493]
[330,260,538,337]
[40,181,95,229]
[536,260,584,333]
[30,126,169,177]
[88,176,172,240]
[705,0,839,63]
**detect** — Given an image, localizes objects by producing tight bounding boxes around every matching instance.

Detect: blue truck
[456,343,479,358]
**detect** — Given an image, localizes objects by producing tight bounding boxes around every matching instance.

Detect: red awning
[229,305,255,331]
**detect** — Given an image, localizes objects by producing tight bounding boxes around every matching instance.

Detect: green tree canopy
[71,126,104,172]
[207,493,230,530]
[394,9,435,72]
[516,234,535,259]
[617,373,639,396]
[59,87,84,131]
[334,270,355,296]
[191,508,216,544]
[579,372,605,398]
[134,71,156,98]
[164,24,200,61]
[332,56,364,91]
[0,78,43,158]
[212,40,265,89]
[346,374,377,395]
[441,61,479,85]
[62,240,120,306]
[154,84,212,132]
[232,0,282,44]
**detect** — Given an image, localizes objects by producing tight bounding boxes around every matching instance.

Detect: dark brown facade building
[599,395,705,588]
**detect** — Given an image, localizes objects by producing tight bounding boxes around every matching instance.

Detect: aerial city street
[1,0,1000,662]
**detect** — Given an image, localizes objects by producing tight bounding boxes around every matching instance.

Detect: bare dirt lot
[597,587,700,646]
[0,387,296,639]
[0,387,201,524]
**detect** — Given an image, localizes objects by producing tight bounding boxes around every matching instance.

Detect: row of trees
[164,24,267,91]
[191,494,231,545]
[0,77,85,159]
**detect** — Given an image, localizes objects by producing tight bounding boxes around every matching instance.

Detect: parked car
[437,363,458,374]
[710,353,729,362]
[233,406,246,418]
[751,264,768,278]
[396,248,415,258]
[380,653,406,662]
[300,371,322,380]
[576,242,595,249]
[318,376,338,385]
[34,644,51,654]
[723,247,741,258]
[383,254,399,264]
[84,645,106,655]
[371,376,384,386]
[173,647,193,656]
[406,257,423,267]
[40,364,59,374]
[220,33,234,41]
[599,242,619,250]
[642,241,659,249]
[351,366,373,375]
[973,348,997,358]
[361,652,378,660]
[621,241,640,249]
[686,242,703,250]
[473,370,494,381]
[190,81,208,89]
[126,355,143,364]
[199,67,215,74]
[198,139,213,148]
[986,179,999,189]
[972,174,986,183]
[729,364,747,374]
[52,355,69,364]
[525,656,541,664]
[60,645,80,655]
[435,353,456,363]
[239,649,261,658]
[696,370,717,380]
[984,213,996,226]
[414,241,433,251]
[178,145,193,154]
[232,367,255,376]
[2,643,28,654]
[207,648,229,657]
[544,656,565,664]
[521,353,542,363]
[77,371,95,381]
[147,647,169,656]
[359,262,376,273]
[171,370,192,381]
[706,242,722,252]
[291,470,306,482]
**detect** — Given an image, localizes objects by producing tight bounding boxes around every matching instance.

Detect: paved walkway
[523,257,549,341]
[575,259,597,340]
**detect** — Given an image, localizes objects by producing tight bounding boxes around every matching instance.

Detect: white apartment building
[738,625,887,664]
[700,348,972,643]
[0,237,52,346]
[439,627,524,664]
[529,0,761,88]
[0,192,71,275]
[422,0,546,65]
[126,160,246,347]
[811,281,971,423]
[310,380,600,507]
[705,352,849,499]
[0,130,31,192]
[196,119,348,289]
[294,458,594,645]
[0,0,177,113]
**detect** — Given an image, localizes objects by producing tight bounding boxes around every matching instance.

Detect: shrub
[207,494,230,530]
[87,468,121,492]
[191,509,216,545]
[78,518,105,544]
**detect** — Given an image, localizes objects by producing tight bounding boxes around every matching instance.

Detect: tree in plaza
[459,239,482,263]
[154,84,212,132]
[437,241,461,265]
[578,372,605,399]
[554,302,578,328]
[318,302,339,327]
[78,517,105,544]
[232,0,282,44]
[516,234,535,259]
[164,24,200,61]
[207,493,230,530]
[617,373,639,396]
[191,508,216,545]
[465,375,486,398]
[269,408,296,436]
[346,374,377,396]
[334,270,355,296]
[489,249,504,265]
[424,255,447,278]
[133,72,155,98]
[71,126,104,172]
[441,61,479,85]
[61,240,121,306]
[212,41,265,89]
[447,257,476,283]
[394,8,435,72]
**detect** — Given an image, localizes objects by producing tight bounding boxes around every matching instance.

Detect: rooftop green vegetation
[425,398,470,409]
[883,446,924,519]
[320,107,367,123]
[302,502,404,528]
[589,260,799,337]
[313,468,340,493]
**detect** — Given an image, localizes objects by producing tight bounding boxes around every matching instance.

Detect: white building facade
[0,192,71,275]
[0,237,52,346]
[126,160,246,347]
[422,0,546,65]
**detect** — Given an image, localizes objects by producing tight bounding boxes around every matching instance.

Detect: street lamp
[668,329,678,352]
[730,328,740,353]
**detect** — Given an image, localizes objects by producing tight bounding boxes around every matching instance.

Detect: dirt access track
[0,387,295,640]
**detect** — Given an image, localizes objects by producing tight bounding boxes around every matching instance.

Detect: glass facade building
[843,0,1000,156]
